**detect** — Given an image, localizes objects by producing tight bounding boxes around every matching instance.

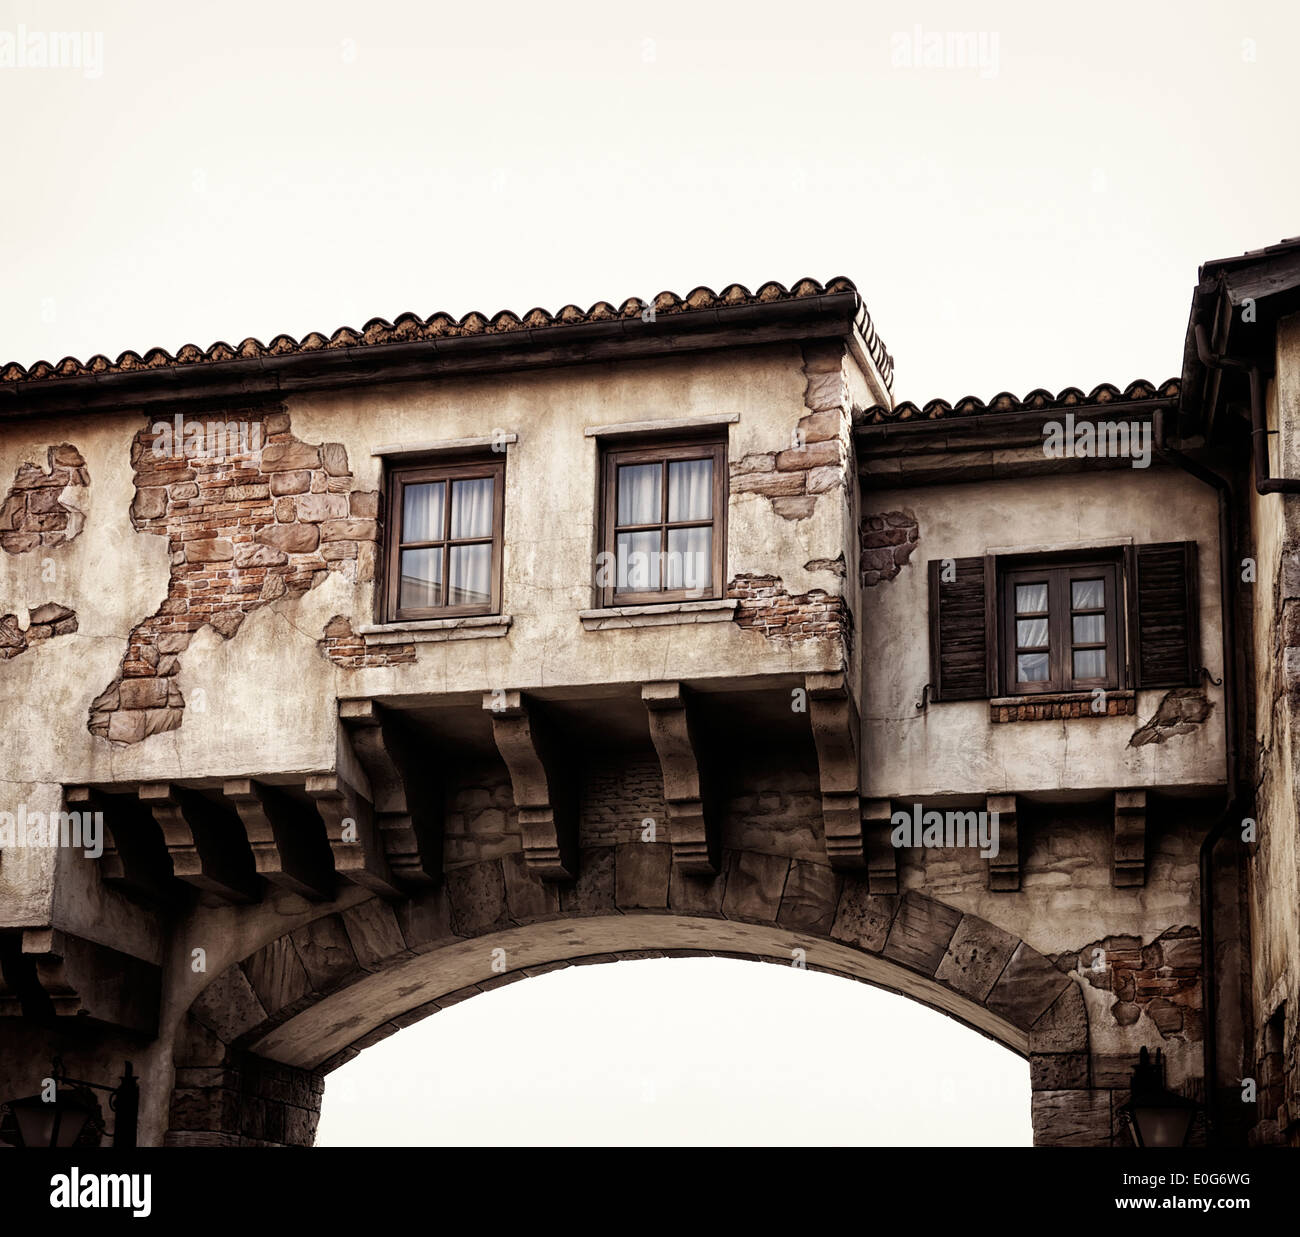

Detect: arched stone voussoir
[168,849,1103,1146]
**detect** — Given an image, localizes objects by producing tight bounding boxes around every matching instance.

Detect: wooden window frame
[999,556,1123,695]
[383,456,506,622]
[597,437,727,608]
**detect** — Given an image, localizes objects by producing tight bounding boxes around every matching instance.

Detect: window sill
[578,599,738,631]
[989,690,1135,723]
[357,615,512,644]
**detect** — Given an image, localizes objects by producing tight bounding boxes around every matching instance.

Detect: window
[928,543,1199,704]
[383,457,505,621]
[1000,559,1121,693]
[598,438,726,606]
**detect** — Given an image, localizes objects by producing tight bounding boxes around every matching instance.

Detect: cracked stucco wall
[860,469,1226,800]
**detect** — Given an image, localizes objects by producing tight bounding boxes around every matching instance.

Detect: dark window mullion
[658,461,669,591]
[1049,571,1068,691]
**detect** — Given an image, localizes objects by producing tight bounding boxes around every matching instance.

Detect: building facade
[0,243,1296,1146]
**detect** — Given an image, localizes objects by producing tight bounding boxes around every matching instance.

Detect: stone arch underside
[166,847,1094,1147]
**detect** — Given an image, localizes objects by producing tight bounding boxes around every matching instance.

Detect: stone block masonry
[0,443,88,554]
[729,342,852,522]
[0,603,77,659]
[87,409,382,745]
[860,510,918,586]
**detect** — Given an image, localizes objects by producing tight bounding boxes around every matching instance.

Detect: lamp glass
[1132,1103,1195,1148]
[9,1093,92,1148]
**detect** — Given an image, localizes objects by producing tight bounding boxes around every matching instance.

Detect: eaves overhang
[0,279,894,421]
[1179,236,1300,435]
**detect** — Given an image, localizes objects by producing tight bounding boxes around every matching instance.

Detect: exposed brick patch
[318,615,415,668]
[860,510,918,586]
[0,444,88,554]
[1129,688,1213,747]
[88,409,383,745]
[991,691,1136,722]
[1057,927,1202,1041]
[729,343,849,522]
[0,603,77,659]
[727,572,850,650]
[581,756,667,846]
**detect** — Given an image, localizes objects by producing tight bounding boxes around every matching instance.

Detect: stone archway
[165,844,1098,1147]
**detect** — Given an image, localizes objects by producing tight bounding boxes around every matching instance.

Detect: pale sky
[5,0,1296,1144]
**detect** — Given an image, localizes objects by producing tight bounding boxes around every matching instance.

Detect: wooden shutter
[928,556,995,701]
[1130,542,1199,688]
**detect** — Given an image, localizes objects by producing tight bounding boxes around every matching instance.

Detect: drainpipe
[1194,322,1300,495]
[1152,406,1240,1145]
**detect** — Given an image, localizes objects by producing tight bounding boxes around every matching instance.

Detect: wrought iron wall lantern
[0,1058,139,1148]
[1119,1046,1200,1147]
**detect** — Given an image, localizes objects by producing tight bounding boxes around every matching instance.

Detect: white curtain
[667,527,711,590]
[451,477,494,539]
[447,477,494,605]
[450,544,491,605]
[668,458,712,521]
[1072,578,1105,609]
[403,481,444,543]
[617,464,660,525]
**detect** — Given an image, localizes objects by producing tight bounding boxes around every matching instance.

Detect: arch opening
[314,954,1034,1146]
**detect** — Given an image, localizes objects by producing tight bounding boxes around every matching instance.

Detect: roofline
[0,283,894,421]
[856,378,1178,429]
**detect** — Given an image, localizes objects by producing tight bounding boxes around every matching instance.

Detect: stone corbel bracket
[484,690,577,880]
[222,778,336,902]
[862,798,898,893]
[339,698,443,888]
[305,769,402,899]
[0,928,160,1035]
[642,681,719,875]
[987,794,1019,891]
[806,671,864,869]
[1113,790,1146,887]
[138,782,260,903]
[66,784,180,906]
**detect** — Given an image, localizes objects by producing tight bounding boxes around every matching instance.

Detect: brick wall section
[88,409,382,744]
[992,693,1137,722]
[860,510,918,586]
[1060,927,1203,1041]
[0,603,77,659]
[0,443,88,554]
[580,756,667,846]
[318,615,415,668]
[727,572,850,653]
[729,341,850,522]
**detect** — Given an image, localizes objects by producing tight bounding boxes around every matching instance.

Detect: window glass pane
[1074,648,1106,678]
[1016,618,1049,648]
[448,543,492,607]
[668,458,713,522]
[402,482,444,543]
[617,464,661,526]
[1073,614,1105,644]
[399,548,442,610]
[666,526,712,590]
[450,477,494,540]
[1017,652,1049,682]
[615,530,660,592]
[1015,583,1048,613]
[1072,578,1105,609]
